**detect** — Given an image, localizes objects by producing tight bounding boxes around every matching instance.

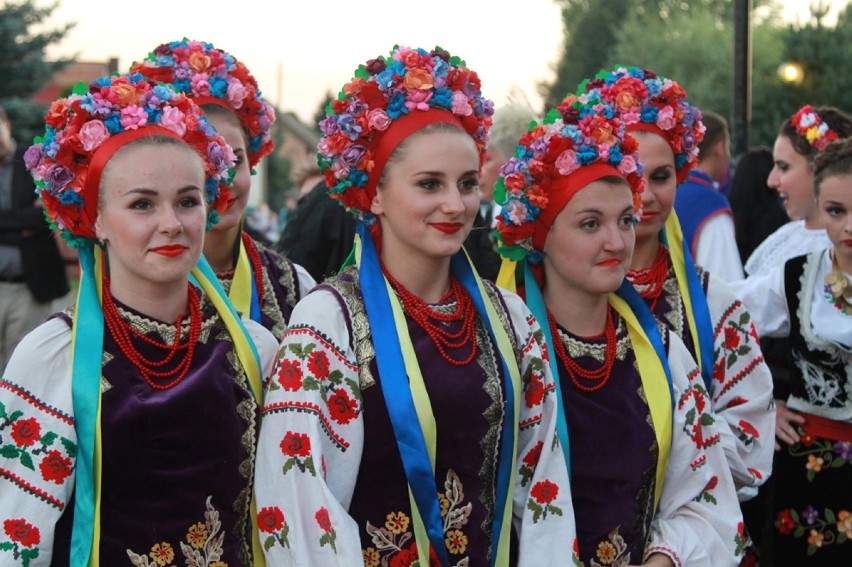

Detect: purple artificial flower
[341,144,366,167]
[23,144,43,171]
[45,164,75,194]
[319,115,339,137]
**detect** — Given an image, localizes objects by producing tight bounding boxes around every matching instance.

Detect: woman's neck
[803,209,824,231]
[108,276,189,322]
[204,225,241,273]
[630,234,662,271]
[543,283,609,337]
[381,251,452,304]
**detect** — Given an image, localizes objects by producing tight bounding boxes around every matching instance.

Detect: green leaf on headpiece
[494,178,507,206]
[354,65,369,80]
[449,55,463,66]
[577,78,590,94]
[544,108,560,124]
[497,245,528,262]
[72,82,88,96]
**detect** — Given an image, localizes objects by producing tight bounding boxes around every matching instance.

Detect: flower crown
[318,45,494,216]
[791,105,839,151]
[494,93,645,263]
[131,39,275,168]
[25,73,235,248]
[577,66,704,185]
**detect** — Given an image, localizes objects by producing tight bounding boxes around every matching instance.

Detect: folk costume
[254,46,578,567]
[133,39,316,341]
[0,75,278,566]
[577,67,774,502]
[493,92,745,566]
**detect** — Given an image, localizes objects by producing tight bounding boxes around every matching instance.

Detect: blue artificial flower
[577,146,599,165]
[145,107,162,124]
[386,92,406,119]
[640,107,658,124]
[104,115,122,135]
[59,190,83,205]
[645,79,661,97]
[608,146,623,165]
[338,114,362,140]
[249,136,262,154]
[209,77,228,98]
[173,79,192,93]
[431,88,453,109]
[675,153,688,170]
[349,169,368,188]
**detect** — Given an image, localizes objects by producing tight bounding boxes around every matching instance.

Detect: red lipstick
[430,222,463,234]
[597,258,621,267]
[151,245,188,257]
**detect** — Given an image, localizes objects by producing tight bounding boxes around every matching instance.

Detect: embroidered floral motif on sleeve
[279,431,316,476]
[316,507,337,552]
[1,409,76,487]
[257,506,290,552]
[1,518,41,565]
[528,479,563,523]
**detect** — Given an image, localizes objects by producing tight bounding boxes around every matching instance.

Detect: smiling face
[817,173,852,271]
[768,134,816,223]
[95,140,207,295]
[370,126,481,268]
[542,179,636,301]
[207,109,251,233]
[632,131,677,244]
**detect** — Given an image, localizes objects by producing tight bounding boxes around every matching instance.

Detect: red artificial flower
[495,219,533,247]
[525,374,545,409]
[531,480,559,504]
[11,418,40,448]
[45,99,70,130]
[277,359,304,391]
[327,388,358,424]
[332,99,348,115]
[358,81,386,110]
[523,441,544,468]
[776,509,795,535]
[39,450,73,484]
[315,507,333,532]
[307,350,331,379]
[257,507,285,533]
[280,431,311,458]
[3,518,40,548]
[724,327,740,350]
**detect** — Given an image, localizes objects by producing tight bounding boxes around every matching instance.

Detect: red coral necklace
[381,263,478,366]
[102,276,202,390]
[547,307,617,393]
[627,244,670,311]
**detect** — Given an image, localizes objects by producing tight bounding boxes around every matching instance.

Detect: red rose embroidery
[307,350,331,379]
[703,475,718,492]
[39,450,73,484]
[525,374,545,408]
[724,327,740,350]
[277,359,303,391]
[739,420,760,439]
[257,507,285,533]
[327,388,358,424]
[523,441,543,468]
[11,418,40,448]
[280,431,311,458]
[713,358,725,383]
[3,518,40,547]
[776,509,795,535]
[315,507,332,532]
[531,480,559,505]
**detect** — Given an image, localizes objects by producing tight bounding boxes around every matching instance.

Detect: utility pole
[732,0,752,159]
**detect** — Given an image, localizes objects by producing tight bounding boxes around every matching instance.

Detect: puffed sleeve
[705,274,775,500]
[728,265,790,338]
[645,332,745,566]
[0,318,75,566]
[294,263,318,298]
[254,288,365,565]
[499,289,581,566]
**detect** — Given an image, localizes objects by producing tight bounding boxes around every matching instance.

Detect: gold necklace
[825,249,852,316]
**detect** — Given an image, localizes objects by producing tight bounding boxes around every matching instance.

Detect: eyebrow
[575,206,635,216]
[414,169,479,177]
[125,186,202,196]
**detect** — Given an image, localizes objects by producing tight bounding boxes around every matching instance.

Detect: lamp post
[732,0,751,159]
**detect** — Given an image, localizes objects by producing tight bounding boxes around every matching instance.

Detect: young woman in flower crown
[132,39,316,342]
[0,74,279,566]
[730,137,852,564]
[253,45,577,567]
[493,93,744,566]
[572,67,775,508]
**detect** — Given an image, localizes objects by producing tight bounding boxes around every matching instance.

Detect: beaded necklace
[102,277,202,390]
[825,248,852,316]
[547,307,617,393]
[381,264,478,366]
[627,244,670,311]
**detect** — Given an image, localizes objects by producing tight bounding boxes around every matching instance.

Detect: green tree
[0,0,74,144]
[265,108,293,213]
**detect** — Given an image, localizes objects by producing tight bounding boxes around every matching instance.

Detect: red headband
[531,162,622,252]
[83,125,184,234]
[365,108,466,202]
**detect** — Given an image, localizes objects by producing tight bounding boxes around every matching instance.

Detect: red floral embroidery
[724,327,740,350]
[389,541,440,567]
[713,358,725,383]
[307,350,331,379]
[39,450,73,484]
[277,359,303,391]
[327,388,358,424]
[3,518,40,547]
[703,475,718,492]
[531,480,559,504]
[777,510,795,535]
[257,507,285,533]
[523,441,543,468]
[10,418,40,447]
[316,507,332,532]
[739,420,760,439]
[280,431,311,458]
[525,374,545,408]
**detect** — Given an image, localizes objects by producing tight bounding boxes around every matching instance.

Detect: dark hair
[813,137,852,197]
[779,106,852,162]
[728,147,789,263]
[697,110,728,158]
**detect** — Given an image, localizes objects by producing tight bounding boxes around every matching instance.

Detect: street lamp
[778,62,805,84]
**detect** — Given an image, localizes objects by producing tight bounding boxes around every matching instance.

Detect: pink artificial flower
[504,199,529,225]
[618,154,638,175]
[226,81,248,109]
[78,120,110,152]
[621,110,641,125]
[405,89,432,112]
[120,105,148,130]
[451,91,473,116]
[191,73,212,96]
[555,149,579,176]
[159,106,187,137]
[656,105,676,131]
[597,144,610,161]
[367,109,391,131]
[332,158,350,180]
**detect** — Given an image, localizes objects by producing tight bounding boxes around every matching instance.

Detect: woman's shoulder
[744,221,828,275]
[3,317,73,396]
